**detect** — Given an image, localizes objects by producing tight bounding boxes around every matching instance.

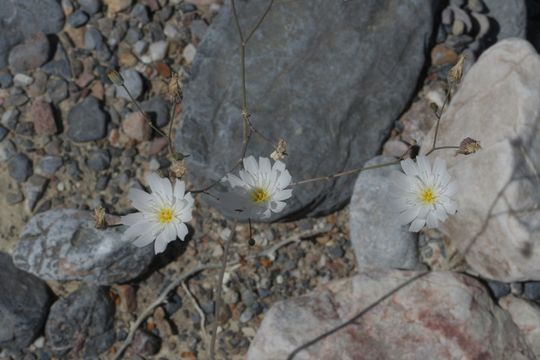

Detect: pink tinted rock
[30,101,57,135]
[248,270,534,360]
[148,137,169,155]
[499,295,540,357]
[122,112,151,142]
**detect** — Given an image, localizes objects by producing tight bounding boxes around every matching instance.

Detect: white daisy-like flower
[393,155,457,232]
[224,156,293,219]
[121,173,194,254]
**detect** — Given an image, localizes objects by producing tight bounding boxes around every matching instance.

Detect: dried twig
[113,263,221,360]
[181,281,209,344]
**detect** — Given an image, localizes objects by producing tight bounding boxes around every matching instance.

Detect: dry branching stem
[181,281,209,344]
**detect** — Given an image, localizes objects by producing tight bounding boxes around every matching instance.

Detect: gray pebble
[487,280,511,298]
[84,27,104,50]
[66,159,82,180]
[131,4,150,23]
[0,140,17,162]
[523,282,540,300]
[39,155,63,175]
[1,109,19,130]
[0,72,13,88]
[6,190,24,205]
[241,289,257,307]
[141,96,170,127]
[79,0,102,14]
[327,245,344,259]
[125,27,142,44]
[8,153,33,182]
[67,10,89,27]
[25,175,49,211]
[116,69,143,100]
[67,97,108,142]
[0,125,8,141]
[47,78,68,104]
[95,174,110,191]
[86,149,111,171]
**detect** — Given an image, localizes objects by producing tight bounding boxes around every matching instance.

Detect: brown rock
[248,270,534,360]
[104,0,133,15]
[29,101,57,135]
[431,43,459,67]
[122,112,151,141]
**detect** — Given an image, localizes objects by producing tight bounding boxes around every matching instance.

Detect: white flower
[121,173,194,254]
[392,155,457,232]
[224,156,293,219]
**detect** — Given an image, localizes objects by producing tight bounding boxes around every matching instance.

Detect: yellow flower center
[419,187,437,205]
[250,187,270,204]
[157,207,174,224]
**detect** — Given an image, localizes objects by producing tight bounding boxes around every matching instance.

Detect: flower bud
[107,70,124,86]
[270,138,288,161]
[456,137,481,155]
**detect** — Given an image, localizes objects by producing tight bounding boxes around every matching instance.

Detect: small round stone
[8,153,33,182]
[86,149,111,171]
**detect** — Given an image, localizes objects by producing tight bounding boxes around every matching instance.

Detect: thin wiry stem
[291,160,400,187]
[210,221,238,360]
[181,281,209,344]
[431,92,450,151]
[424,145,460,156]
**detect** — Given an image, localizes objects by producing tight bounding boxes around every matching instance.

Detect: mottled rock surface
[13,209,154,285]
[248,270,534,360]
[422,39,540,282]
[499,295,540,358]
[0,252,51,352]
[349,156,424,271]
[176,0,439,219]
[45,285,116,358]
[67,96,108,142]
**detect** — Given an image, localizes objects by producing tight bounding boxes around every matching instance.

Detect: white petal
[226,174,245,188]
[128,188,154,212]
[147,173,173,201]
[409,218,425,232]
[239,170,256,188]
[132,225,159,247]
[443,199,457,215]
[243,156,259,175]
[121,212,146,226]
[273,189,292,201]
[272,160,286,173]
[433,158,447,177]
[400,159,418,177]
[174,179,186,200]
[259,157,272,176]
[175,222,189,240]
[392,171,416,191]
[445,181,457,197]
[396,207,420,225]
[154,225,176,253]
[434,204,448,221]
[426,212,439,228]
[276,169,292,189]
[416,156,432,177]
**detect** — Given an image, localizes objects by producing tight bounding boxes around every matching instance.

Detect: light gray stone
[248,270,534,360]
[176,0,440,220]
[499,295,540,358]
[13,209,154,285]
[349,156,424,271]
[115,68,143,100]
[421,39,540,282]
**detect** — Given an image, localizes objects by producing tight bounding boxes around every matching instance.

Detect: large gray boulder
[176,0,440,219]
[13,209,154,285]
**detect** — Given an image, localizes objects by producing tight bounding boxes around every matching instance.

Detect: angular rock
[45,285,116,358]
[499,295,540,358]
[141,96,170,127]
[13,209,154,285]
[67,10,89,28]
[67,96,108,142]
[86,149,111,171]
[350,156,424,271]
[122,112,151,141]
[8,32,50,73]
[0,252,52,352]
[29,100,57,135]
[115,68,143,100]
[80,0,102,15]
[248,270,534,359]
[24,175,49,212]
[8,153,32,182]
[421,39,540,282]
[38,155,63,175]
[176,0,439,219]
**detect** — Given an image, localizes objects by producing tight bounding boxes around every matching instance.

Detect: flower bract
[393,155,457,232]
[121,173,194,254]
[224,156,292,219]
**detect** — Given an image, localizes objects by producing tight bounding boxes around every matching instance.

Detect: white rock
[248,270,535,359]
[149,40,168,62]
[422,39,540,282]
[183,44,197,64]
[13,73,34,86]
[499,295,540,357]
